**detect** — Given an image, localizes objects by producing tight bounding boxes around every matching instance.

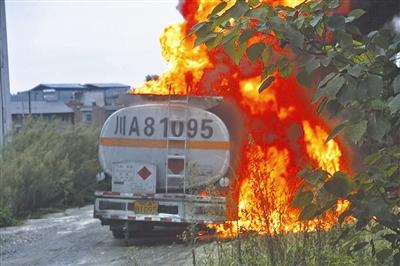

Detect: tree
[0,120,100,226]
[145,74,160,82]
[192,0,400,263]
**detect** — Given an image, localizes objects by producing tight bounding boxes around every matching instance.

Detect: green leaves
[362,74,383,98]
[388,93,400,114]
[0,120,100,219]
[296,70,312,87]
[346,120,367,144]
[314,74,345,102]
[276,56,292,78]
[193,22,213,46]
[324,172,352,198]
[225,0,249,19]
[261,45,272,66]
[285,26,305,49]
[352,242,369,252]
[280,62,294,78]
[326,121,348,142]
[248,0,259,8]
[392,75,400,93]
[367,114,390,141]
[193,3,400,258]
[317,97,328,114]
[299,203,318,221]
[239,28,256,44]
[367,99,387,111]
[247,42,266,61]
[204,33,224,49]
[335,30,353,50]
[298,168,328,185]
[261,64,276,80]
[246,6,269,20]
[364,151,383,165]
[310,12,323,27]
[224,38,247,65]
[376,249,393,264]
[292,191,313,208]
[258,76,275,93]
[188,22,208,36]
[327,15,346,30]
[208,1,227,18]
[276,57,289,69]
[346,9,365,22]
[371,30,392,49]
[211,13,231,30]
[327,0,340,9]
[347,64,364,78]
[305,57,320,74]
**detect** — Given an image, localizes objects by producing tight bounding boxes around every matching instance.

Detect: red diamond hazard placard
[137,166,151,180]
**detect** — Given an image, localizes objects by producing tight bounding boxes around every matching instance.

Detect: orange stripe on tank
[99,138,230,150]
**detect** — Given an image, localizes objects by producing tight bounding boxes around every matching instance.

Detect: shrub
[0,119,101,222]
[194,228,382,266]
[0,207,18,227]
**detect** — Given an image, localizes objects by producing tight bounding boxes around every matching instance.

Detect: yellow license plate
[134,201,158,214]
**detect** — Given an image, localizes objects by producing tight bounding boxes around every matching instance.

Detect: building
[11,83,130,129]
[12,83,129,105]
[10,101,74,131]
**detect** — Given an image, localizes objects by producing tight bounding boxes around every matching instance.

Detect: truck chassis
[94,191,226,238]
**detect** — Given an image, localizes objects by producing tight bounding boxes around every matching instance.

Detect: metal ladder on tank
[165,86,189,193]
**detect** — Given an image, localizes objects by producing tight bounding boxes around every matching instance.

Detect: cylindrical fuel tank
[99,103,230,191]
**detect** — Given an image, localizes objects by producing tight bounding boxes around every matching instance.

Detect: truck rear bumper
[94,191,226,224]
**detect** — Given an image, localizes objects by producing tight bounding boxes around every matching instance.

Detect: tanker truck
[94,94,240,238]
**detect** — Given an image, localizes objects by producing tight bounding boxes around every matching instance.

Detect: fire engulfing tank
[94,95,244,238]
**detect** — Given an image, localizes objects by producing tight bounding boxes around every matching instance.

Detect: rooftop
[10,101,74,114]
[85,83,130,89]
[30,83,130,91]
[31,84,86,91]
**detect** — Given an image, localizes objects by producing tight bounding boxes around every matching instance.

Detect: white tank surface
[99,102,230,191]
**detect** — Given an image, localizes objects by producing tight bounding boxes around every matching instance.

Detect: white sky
[5,0,182,93]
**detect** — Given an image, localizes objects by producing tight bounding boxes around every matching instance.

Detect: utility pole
[0,0,10,146]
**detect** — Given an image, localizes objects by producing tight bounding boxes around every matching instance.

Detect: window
[43,89,58,101]
[61,114,69,122]
[59,91,74,102]
[81,111,92,123]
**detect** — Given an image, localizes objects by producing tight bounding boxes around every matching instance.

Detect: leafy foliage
[0,207,18,227]
[0,120,100,226]
[192,0,400,262]
[192,227,387,265]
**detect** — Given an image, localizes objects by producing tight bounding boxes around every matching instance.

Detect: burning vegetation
[131,0,351,236]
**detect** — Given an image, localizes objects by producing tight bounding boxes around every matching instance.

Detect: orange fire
[133,22,211,95]
[212,119,347,236]
[132,0,350,236]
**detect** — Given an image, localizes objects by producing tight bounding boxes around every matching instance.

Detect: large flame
[133,22,211,95]
[132,0,351,236]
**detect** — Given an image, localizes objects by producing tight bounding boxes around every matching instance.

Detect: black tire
[112,229,124,239]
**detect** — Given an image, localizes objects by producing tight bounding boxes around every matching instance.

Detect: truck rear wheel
[112,229,124,239]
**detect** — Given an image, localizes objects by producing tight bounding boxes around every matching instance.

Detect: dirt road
[0,205,209,266]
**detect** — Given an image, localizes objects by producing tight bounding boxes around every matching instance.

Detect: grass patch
[0,207,20,227]
[192,226,390,265]
[28,206,66,219]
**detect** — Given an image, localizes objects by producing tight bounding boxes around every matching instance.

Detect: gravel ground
[0,205,210,266]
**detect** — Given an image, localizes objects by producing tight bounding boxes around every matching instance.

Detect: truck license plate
[134,201,158,214]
